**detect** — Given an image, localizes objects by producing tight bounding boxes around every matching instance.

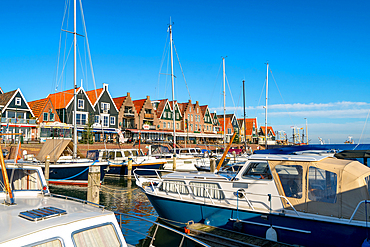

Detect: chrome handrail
[137,176,299,215]
[115,212,210,247]
[349,200,370,222]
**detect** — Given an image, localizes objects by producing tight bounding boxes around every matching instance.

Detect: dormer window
[78,99,84,109]
[15,97,21,106]
[101,102,110,111]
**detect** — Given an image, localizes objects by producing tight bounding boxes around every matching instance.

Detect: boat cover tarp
[334,150,370,159]
[269,157,370,220]
[36,139,84,162]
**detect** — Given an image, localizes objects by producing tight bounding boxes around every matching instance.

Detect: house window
[103,115,109,127]
[76,113,87,125]
[228,128,232,134]
[95,115,100,124]
[197,108,199,113]
[15,97,21,106]
[110,116,115,125]
[43,112,48,121]
[101,102,110,112]
[191,115,193,122]
[190,124,193,131]
[189,107,191,112]
[50,113,54,121]
[163,122,166,129]
[78,99,84,109]
[195,124,198,131]
[167,122,170,129]
[176,123,179,129]
[188,114,190,121]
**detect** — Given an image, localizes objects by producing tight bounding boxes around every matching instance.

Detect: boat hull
[145,193,368,247]
[41,162,108,186]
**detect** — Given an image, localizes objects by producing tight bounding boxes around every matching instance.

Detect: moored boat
[0,161,127,246]
[135,154,370,246]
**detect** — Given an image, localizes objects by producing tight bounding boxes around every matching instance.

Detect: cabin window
[31,238,62,247]
[189,182,224,199]
[132,151,139,156]
[160,180,188,194]
[72,224,120,247]
[124,151,130,157]
[108,151,115,159]
[102,151,108,159]
[308,167,337,203]
[242,162,272,180]
[116,152,123,158]
[275,165,303,199]
[0,168,42,191]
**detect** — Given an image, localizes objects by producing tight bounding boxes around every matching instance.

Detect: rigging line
[255,78,265,119]
[173,42,191,101]
[61,0,71,94]
[225,75,236,113]
[355,109,370,149]
[157,33,169,99]
[54,0,70,93]
[164,48,171,98]
[56,41,74,90]
[79,0,107,148]
[269,67,294,126]
[236,85,242,117]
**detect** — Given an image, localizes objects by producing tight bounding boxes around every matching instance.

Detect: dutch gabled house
[0,88,37,142]
[48,87,94,141]
[86,83,119,142]
[28,98,65,141]
[237,118,258,144]
[113,92,138,130]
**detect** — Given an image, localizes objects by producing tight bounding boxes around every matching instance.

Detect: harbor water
[49,176,201,247]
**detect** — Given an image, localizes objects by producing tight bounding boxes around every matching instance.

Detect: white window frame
[110,116,115,125]
[101,102,110,111]
[78,99,84,109]
[15,97,21,106]
[102,115,109,127]
[95,115,100,124]
[43,112,48,121]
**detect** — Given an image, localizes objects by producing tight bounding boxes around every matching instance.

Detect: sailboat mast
[265,62,269,149]
[73,0,77,158]
[222,57,226,149]
[169,20,176,155]
[243,80,246,152]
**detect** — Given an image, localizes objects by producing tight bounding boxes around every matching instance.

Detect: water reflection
[49,176,158,246]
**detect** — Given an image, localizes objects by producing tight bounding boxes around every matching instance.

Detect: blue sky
[0,0,369,144]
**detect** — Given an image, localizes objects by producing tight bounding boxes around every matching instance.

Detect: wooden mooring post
[210,158,216,173]
[127,156,132,179]
[87,165,100,204]
[45,155,50,186]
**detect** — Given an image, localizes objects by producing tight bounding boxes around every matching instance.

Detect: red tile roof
[47,88,78,109]
[86,88,103,105]
[155,99,168,118]
[238,118,257,136]
[260,126,275,136]
[113,96,127,110]
[28,98,48,119]
[218,117,232,132]
[133,99,146,114]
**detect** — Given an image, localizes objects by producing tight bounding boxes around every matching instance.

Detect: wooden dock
[186,223,295,247]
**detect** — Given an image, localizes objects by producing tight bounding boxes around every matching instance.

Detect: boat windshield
[0,168,42,192]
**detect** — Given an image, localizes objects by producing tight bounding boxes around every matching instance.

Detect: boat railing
[115,212,210,247]
[349,200,370,223]
[49,193,105,210]
[135,172,299,215]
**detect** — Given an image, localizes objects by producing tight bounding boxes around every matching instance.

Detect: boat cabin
[232,154,370,220]
[87,149,145,162]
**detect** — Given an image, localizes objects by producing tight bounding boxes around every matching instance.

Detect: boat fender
[266,227,277,241]
[362,238,370,247]
[234,189,245,198]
